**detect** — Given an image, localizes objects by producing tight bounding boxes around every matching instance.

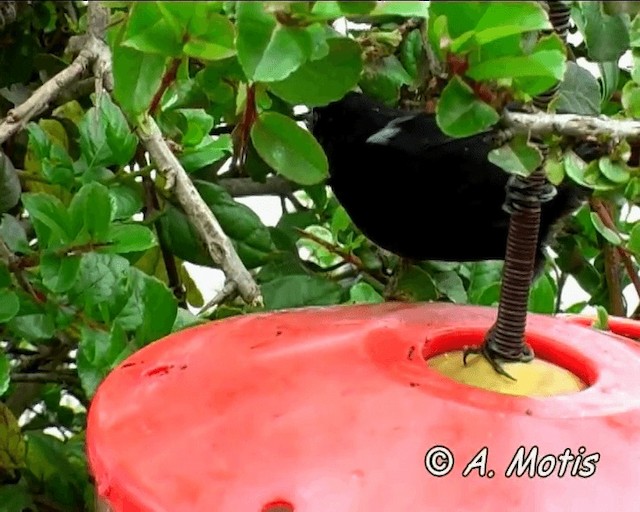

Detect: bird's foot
[462,326,534,381]
[462,344,517,380]
[502,174,557,214]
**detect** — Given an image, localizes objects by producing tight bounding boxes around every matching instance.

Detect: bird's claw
[462,327,535,382]
[462,344,517,381]
[502,175,557,214]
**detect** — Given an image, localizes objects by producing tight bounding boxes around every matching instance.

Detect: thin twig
[590,197,640,310]
[295,227,363,268]
[11,372,79,385]
[137,115,262,306]
[200,280,239,313]
[0,37,111,144]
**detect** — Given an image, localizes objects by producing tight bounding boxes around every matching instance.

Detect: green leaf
[172,307,205,332]
[257,252,307,282]
[236,2,314,82]
[468,50,565,83]
[175,108,214,147]
[183,11,236,61]
[0,483,33,512]
[488,136,543,177]
[330,205,352,237]
[580,2,630,63]
[564,152,619,191]
[471,2,550,44]
[40,253,81,293]
[157,206,211,267]
[399,29,424,83]
[604,2,640,17]
[589,212,622,245]
[71,253,131,322]
[434,271,468,304]
[631,50,640,85]
[0,214,30,254]
[467,261,503,303]
[439,1,550,52]
[122,2,183,56]
[77,95,138,170]
[7,314,55,341]
[251,111,328,185]
[0,152,20,214]
[348,282,384,304]
[68,182,112,242]
[632,12,640,48]
[99,94,139,166]
[268,37,362,106]
[24,431,88,509]
[622,81,640,118]
[262,274,342,310]
[310,1,343,18]
[110,183,144,221]
[370,1,430,18]
[179,134,232,172]
[625,177,640,202]
[628,223,640,254]
[77,326,130,397]
[297,226,341,268]
[25,122,53,161]
[474,282,501,306]
[599,158,630,184]
[436,76,499,137]
[545,154,565,186]
[528,273,556,314]
[195,181,274,268]
[0,353,9,396]
[103,224,157,254]
[0,264,9,289]
[592,305,610,330]
[112,28,166,116]
[360,54,414,105]
[0,403,26,470]
[337,1,376,15]
[598,61,620,104]
[21,193,72,249]
[554,62,601,115]
[397,265,438,301]
[129,269,178,345]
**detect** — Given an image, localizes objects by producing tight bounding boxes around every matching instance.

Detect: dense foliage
[1,1,640,510]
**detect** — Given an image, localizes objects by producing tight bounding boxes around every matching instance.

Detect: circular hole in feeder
[422,330,592,397]
[262,500,294,512]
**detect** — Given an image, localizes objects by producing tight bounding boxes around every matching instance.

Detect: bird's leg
[463,173,554,380]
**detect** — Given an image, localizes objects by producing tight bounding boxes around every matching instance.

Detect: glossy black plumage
[310,92,590,276]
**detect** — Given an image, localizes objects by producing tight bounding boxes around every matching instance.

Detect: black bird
[309,91,591,279]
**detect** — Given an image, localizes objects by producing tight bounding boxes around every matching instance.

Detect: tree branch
[137,115,262,306]
[11,372,79,385]
[200,280,239,314]
[590,197,640,311]
[503,110,640,140]
[295,227,363,268]
[218,176,297,197]
[0,3,112,144]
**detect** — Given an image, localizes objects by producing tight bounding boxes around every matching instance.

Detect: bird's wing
[365,112,492,155]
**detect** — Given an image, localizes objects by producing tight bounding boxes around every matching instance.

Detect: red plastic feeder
[87,303,640,511]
